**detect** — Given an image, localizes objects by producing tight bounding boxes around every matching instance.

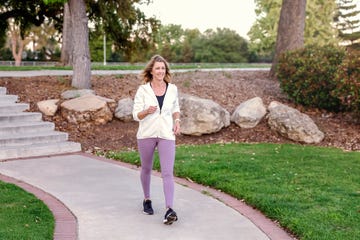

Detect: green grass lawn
[0,62,270,71]
[104,143,360,240]
[0,181,54,239]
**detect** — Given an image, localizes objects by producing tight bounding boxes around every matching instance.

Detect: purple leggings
[137,138,175,208]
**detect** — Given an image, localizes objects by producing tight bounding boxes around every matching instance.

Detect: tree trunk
[10,31,24,67]
[60,2,73,66]
[270,0,307,78]
[69,0,91,89]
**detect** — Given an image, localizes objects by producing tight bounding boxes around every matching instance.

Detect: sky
[139,0,360,40]
[138,0,257,39]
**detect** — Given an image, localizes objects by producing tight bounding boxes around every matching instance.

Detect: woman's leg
[157,139,176,208]
[137,138,157,199]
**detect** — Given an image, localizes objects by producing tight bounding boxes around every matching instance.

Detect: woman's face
[151,61,166,81]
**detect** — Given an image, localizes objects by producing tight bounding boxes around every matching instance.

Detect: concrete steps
[0,102,29,113]
[0,142,81,160]
[0,86,81,160]
[0,87,6,95]
[0,131,69,147]
[0,122,55,135]
[0,94,18,103]
[0,112,43,123]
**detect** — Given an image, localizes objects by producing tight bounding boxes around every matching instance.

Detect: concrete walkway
[0,68,293,240]
[0,153,294,240]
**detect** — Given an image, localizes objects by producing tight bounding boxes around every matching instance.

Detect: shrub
[276,45,345,111]
[331,50,360,117]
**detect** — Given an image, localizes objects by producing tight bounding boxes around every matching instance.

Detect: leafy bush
[276,45,345,111]
[0,48,12,60]
[331,50,360,116]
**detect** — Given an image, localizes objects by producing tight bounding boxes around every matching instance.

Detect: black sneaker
[143,199,154,215]
[163,208,178,225]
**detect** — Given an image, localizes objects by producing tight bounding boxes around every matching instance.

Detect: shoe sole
[143,211,154,215]
[163,213,178,225]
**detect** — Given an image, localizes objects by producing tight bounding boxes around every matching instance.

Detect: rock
[114,98,134,122]
[61,89,95,99]
[231,97,267,128]
[96,95,117,113]
[179,93,230,136]
[267,101,324,143]
[37,99,59,116]
[61,94,113,126]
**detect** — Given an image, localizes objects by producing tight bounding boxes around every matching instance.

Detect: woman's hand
[173,119,181,135]
[146,105,157,115]
[138,105,157,120]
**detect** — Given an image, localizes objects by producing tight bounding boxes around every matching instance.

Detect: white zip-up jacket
[132,82,180,140]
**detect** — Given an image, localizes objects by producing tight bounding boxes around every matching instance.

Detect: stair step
[0,87,6,95]
[0,95,18,103]
[0,122,55,135]
[0,112,42,123]
[0,86,82,159]
[0,141,82,160]
[0,131,68,147]
[0,103,29,113]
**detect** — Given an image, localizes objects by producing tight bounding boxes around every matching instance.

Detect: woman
[132,55,181,225]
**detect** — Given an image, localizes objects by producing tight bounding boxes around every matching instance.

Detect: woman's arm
[133,86,158,121]
[137,106,157,120]
[173,111,181,135]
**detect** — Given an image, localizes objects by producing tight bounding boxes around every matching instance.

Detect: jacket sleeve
[132,86,144,122]
[172,85,180,114]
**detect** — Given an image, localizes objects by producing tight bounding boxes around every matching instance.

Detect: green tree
[153,25,203,63]
[193,28,249,63]
[247,0,282,62]
[0,47,12,60]
[89,24,112,62]
[334,0,360,49]
[153,25,249,63]
[60,2,71,65]
[155,24,185,62]
[249,0,339,61]
[28,21,61,60]
[181,29,201,62]
[68,0,91,89]
[270,0,306,77]
[305,0,339,45]
[0,0,62,48]
[0,0,62,65]
[46,0,158,87]
[88,0,160,62]
[0,0,88,87]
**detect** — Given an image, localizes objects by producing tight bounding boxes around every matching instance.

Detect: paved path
[0,153,294,240]
[0,68,269,77]
[0,68,294,240]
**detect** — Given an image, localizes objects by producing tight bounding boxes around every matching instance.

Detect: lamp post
[103,34,106,66]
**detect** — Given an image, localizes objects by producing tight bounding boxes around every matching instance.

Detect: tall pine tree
[334,0,360,49]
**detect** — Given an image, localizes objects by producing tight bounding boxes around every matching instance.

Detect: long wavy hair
[141,55,171,84]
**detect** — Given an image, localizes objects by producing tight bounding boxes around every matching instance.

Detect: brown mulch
[0,70,359,153]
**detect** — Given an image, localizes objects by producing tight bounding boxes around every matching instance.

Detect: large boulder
[95,95,117,113]
[37,99,59,116]
[267,101,324,143]
[231,97,267,128]
[179,94,230,136]
[61,94,113,126]
[114,98,134,122]
[61,89,95,99]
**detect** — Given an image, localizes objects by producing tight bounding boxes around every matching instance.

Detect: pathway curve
[0,153,294,240]
[0,68,295,240]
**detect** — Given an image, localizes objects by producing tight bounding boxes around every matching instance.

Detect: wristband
[174,119,181,122]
